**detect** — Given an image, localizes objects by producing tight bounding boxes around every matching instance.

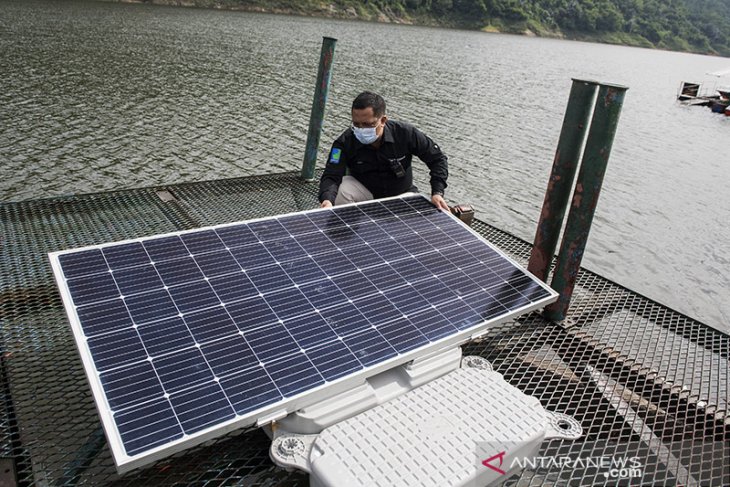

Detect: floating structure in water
[677,77,730,115]
[0,171,728,486]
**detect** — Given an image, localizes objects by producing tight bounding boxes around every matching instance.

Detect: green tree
[219,0,730,55]
[453,0,488,17]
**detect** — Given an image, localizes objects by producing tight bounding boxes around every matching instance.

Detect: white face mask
[352,125,379,145]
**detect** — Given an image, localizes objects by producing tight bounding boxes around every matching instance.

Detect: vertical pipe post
[301,36,337,181]
[527,79,599,282]
[543,83,628,322]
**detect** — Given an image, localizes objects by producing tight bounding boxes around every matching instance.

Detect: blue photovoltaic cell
[202,335,258,377]
[66,273,119,306]
[103,243,151,270]
[169,382,236,434]
[209,272,257,303]
[101,361,165,411]
[307,339,361,381]
[154,257,204,287]
[58,249,108,278]
[143,236,189,262]
[184,307,239,343]
[266,354,324,397]
[249,220,289,241]
[137,317,195,356]
[216,225,258,248]
[220,367,281,415]
[87,328,146,372]
[51,194,555,467]
[180,230,226,254]
[194,251,241,277]
[114,265,164,296]
[75,299,134,336]
[115,399,183,456]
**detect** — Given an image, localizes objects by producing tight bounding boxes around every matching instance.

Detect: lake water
[1,0,728,332]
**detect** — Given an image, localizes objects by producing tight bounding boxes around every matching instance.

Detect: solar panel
[49,194,557,473]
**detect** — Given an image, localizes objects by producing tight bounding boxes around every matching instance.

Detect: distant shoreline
[108,0,715,56]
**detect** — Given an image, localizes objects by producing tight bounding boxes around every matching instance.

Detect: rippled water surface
[1,0,729,331]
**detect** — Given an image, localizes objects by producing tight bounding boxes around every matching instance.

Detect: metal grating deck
[1,172,728,486]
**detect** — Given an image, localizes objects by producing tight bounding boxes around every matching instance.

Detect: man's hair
[352,91,386,117]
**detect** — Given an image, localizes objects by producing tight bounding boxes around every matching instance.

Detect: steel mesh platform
[1,172,728,486]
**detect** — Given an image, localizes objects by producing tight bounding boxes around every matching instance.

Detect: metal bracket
[270,433,317,473]
[257,409,288,428]
[544,411,583,440]
[461,355,493,371]
[155,190,177,202]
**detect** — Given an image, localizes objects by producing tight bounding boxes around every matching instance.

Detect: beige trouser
[334,176,374,206]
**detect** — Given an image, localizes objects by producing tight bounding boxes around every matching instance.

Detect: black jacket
[318,120,448,204]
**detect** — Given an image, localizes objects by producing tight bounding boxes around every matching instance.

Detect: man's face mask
[352,124,379,145]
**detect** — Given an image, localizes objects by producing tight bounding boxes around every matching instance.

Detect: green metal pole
[527,79,599,282]
[544,83,628,322]
[301,37,337,181]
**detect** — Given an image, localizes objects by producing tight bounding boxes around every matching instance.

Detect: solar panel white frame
[49,194,557,473]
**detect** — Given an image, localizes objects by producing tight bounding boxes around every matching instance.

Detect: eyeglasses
[351,119,381,129]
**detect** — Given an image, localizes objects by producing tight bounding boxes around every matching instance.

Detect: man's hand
[320,200,333,209]
[431,194,449,211]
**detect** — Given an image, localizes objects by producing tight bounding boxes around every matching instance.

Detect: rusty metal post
[543,83,628,322]
[527,79,599,282]
[301,36,337,181]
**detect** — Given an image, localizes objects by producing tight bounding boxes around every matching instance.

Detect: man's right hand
[320,200,333,208]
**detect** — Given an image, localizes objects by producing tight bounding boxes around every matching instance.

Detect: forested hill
[135,0,730,56]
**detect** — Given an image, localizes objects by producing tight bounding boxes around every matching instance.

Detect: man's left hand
[431,194,449,211]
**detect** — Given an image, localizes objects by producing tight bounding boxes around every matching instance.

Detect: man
[318,91,449,211]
